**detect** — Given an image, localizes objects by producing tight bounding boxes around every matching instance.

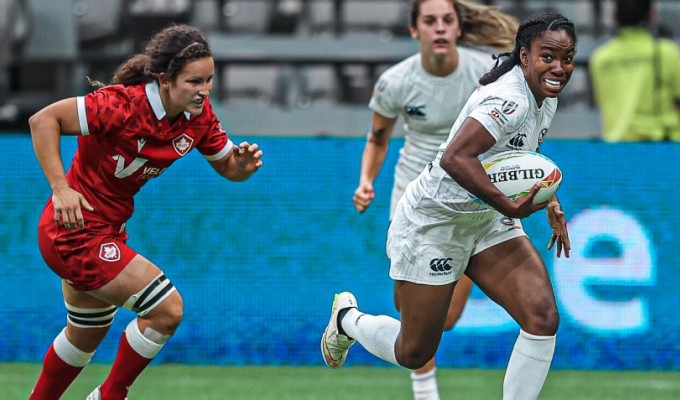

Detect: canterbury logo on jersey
[405,104,426,120]
[507,133,528,149]
[429,258,453,276]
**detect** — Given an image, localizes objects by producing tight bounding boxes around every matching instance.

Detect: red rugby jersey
[67,81,232,224]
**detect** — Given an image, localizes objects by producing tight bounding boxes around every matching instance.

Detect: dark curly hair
[106,24,212,87]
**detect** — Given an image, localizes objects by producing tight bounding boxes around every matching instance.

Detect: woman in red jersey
[28,24,263,400]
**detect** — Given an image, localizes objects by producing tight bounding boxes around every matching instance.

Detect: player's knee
[523,301,559,336]
[396,343,437,370]
[158,292,184,331]
[145,291,184,335]
[122,272,183,332]
[397,352,435,370]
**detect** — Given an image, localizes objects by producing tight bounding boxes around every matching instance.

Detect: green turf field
[5,363,679,399]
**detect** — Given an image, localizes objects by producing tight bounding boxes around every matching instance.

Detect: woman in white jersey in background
[352,1,516,398]
[325,11,575,400]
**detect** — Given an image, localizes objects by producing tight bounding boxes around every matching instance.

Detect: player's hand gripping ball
[472,150,562,205]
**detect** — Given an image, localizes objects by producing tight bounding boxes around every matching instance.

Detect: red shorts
[38,200,138,291]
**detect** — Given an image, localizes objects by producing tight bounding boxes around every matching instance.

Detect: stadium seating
[1,0,77,126]
[0,0,30,122]
[1,0,679,137]
[306,0,408,37]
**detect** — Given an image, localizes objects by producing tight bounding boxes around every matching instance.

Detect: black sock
[337,308,350,335]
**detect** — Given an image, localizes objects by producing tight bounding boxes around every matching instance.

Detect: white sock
[411,368,440,400]
[503,329,556,400]
[125,319,165,359]
[53,328,94,367]
[341,308,400,366]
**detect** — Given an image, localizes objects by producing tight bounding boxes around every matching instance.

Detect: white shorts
[389,178,408,220]
[386,184,526,285]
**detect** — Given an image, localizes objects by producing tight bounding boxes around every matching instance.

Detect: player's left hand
[546,201,570,258]
[233,141,263,173]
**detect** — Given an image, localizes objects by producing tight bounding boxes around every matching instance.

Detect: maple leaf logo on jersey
[99,242,121,262]
[173,133,194,156]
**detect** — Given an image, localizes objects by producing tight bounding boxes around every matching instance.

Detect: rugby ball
[474,150,562,205]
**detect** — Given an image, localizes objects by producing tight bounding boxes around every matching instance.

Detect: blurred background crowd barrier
[0,0,679,137]
[2,135,680,369]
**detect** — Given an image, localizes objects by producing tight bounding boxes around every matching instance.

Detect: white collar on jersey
[145,81,192,121]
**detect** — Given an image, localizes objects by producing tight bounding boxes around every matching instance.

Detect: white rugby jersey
[423,65,559,212]
[369,48,495,198]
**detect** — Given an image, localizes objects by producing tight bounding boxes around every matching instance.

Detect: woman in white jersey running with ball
[326,11,575,400]
[353,1,516,398]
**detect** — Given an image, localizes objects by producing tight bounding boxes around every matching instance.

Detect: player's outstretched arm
[209,141,263,182]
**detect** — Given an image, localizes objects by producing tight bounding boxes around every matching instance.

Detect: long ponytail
[455,0,518,52]
[408,0,518,52]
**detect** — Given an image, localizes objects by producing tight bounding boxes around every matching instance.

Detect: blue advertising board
[1,134,678,370]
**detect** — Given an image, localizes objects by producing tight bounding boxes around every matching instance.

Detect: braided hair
[106,24,212,87]
[478,12,576,85]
